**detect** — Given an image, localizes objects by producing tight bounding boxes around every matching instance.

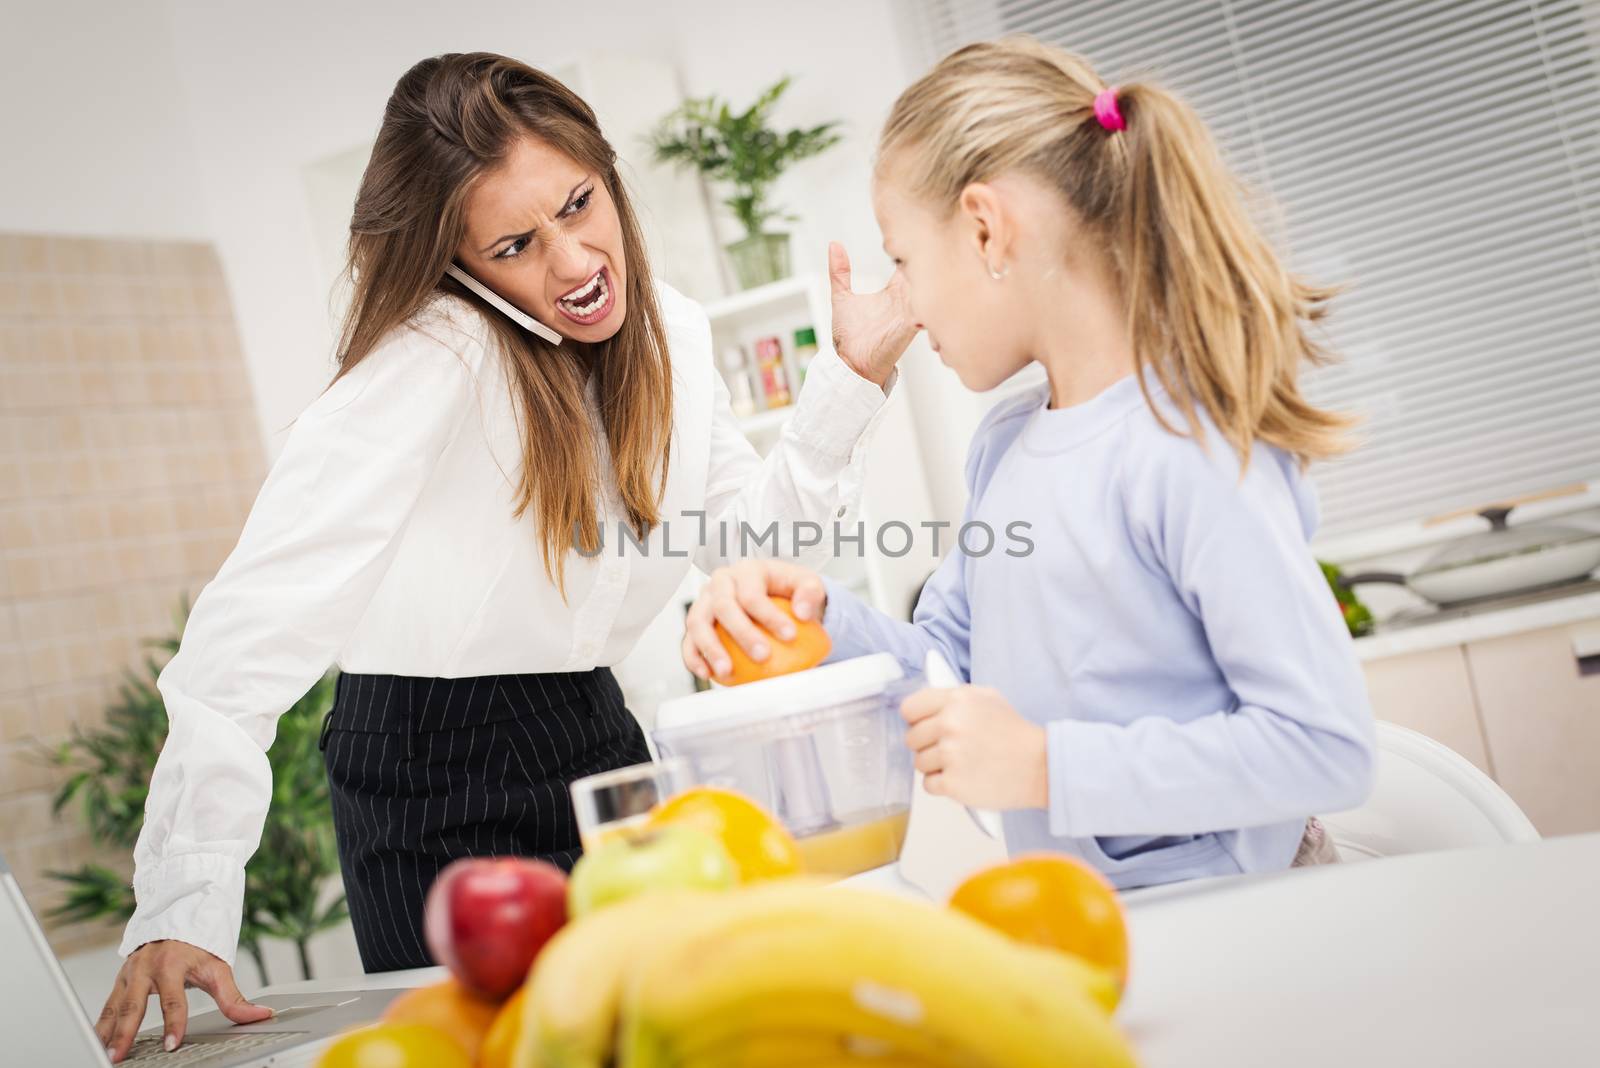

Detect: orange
[646,786,804,882]
[315,1022,471,1068]
[713,596,831,685]
[379,978,499,1062]
[477,984,527,1068]
[949,854,1130,992]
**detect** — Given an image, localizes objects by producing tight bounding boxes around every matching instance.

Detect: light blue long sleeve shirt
[821,372,1376,889]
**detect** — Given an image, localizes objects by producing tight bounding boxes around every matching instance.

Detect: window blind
[915,0,1600,541]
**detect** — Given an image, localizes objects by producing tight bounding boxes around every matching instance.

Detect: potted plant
[650,76,842,290]
[1320,560,1375,638]
[42,598,346,983]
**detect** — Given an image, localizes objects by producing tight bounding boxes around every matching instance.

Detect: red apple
[423,857,568,999]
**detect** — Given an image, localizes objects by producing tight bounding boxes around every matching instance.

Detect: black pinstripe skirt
[318,666,651,973]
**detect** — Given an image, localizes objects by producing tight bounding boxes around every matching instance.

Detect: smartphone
[444,263,564,345]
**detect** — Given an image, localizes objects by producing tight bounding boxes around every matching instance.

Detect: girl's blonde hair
[880,36,1354,466]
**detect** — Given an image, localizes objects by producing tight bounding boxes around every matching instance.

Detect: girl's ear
[958,181,1010,274]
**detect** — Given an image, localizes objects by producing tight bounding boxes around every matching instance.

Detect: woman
[97,52,914,1061]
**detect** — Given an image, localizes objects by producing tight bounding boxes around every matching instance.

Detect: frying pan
[1341,485,1600,608]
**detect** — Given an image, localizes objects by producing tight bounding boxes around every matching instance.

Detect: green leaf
[44,864,137,924]
[47,597,344,979]
[649,75,843,239]
[1318,558,1375,638]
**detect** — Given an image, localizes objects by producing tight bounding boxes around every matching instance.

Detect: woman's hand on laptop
[682,559,827,681]
[97,939,273,1063]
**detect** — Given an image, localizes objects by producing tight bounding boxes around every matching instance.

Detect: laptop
[0,849,405,1066]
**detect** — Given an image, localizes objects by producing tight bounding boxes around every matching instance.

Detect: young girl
[682,36,1374,888]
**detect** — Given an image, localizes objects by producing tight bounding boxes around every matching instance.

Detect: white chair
[1320,721,1540,861]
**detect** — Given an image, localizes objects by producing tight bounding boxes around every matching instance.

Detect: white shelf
[737,404,794,436]
[702,275,813,324]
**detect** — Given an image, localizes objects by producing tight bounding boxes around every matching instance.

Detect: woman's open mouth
[555,265,616,326]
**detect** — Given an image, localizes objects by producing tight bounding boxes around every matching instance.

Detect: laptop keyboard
[122,1031,303,1064]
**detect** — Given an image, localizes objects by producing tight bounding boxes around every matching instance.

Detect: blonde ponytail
[880,36,1355,466]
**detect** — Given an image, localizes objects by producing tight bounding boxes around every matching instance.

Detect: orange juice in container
[651,654,916,878]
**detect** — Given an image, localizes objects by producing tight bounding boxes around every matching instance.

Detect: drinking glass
[569,756,696,849]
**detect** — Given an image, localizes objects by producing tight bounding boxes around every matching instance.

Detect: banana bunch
[518,880,1137,1068]
[517,887,732,1067]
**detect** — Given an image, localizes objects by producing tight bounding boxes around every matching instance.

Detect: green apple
[568,823,738,917]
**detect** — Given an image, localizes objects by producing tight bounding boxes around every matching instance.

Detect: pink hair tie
[1093,86,1126,132]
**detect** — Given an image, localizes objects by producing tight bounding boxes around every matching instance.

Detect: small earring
[987,261,1009,281]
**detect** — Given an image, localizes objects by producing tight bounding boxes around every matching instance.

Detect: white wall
[0,2,210,240]
[144,0,970,525]
[151,0,687,451]
[1,0,974,517]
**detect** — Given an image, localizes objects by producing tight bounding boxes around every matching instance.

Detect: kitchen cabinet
[1360,644,1491,774]
[1464,625,1600,836]
[1357,612,1600,835]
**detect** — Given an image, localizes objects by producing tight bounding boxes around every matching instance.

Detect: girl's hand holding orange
[681,559,830,683]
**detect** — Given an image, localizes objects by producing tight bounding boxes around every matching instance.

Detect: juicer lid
[654,653,905,734]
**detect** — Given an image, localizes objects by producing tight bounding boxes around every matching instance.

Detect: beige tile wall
[0,233,265,954]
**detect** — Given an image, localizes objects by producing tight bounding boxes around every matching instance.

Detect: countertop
[257,834,1600,1067]
[1114,833,1600,1066]
[1352,581,1600,661]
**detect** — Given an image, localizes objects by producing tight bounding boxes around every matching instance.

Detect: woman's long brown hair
[334,52,673,593]
[880,36,1355,467]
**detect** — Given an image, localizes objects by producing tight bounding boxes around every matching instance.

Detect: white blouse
[119,282,898,965]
